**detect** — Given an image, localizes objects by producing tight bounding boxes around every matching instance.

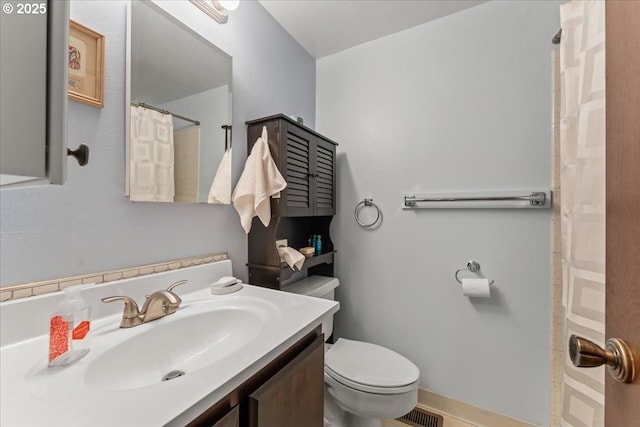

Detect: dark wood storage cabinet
[187,328,324,427]
[246,115,338,289]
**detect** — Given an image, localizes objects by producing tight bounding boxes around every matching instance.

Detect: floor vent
[397,407,444,427]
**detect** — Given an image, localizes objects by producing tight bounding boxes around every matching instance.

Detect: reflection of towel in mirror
[208,147,232,204]
[232,126,286,233]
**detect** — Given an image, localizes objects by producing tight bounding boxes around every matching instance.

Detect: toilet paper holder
[455,261,495,285]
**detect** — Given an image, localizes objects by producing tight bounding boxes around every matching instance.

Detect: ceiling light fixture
[190,0,239,24]
[218,0,239,12]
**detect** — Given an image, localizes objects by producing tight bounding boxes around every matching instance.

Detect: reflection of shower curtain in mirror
[130,106,175,202]
[174,126,200,203]
[560,1,606,426]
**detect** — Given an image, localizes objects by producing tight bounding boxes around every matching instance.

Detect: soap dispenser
[48,285,91,367]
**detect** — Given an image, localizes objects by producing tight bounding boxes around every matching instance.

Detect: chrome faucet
[102,280,189,328]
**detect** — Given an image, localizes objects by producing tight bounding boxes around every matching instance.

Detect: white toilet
[284,276,420,427]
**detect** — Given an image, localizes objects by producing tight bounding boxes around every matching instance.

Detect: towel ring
[354,198,381,228]
[454,260,495,285]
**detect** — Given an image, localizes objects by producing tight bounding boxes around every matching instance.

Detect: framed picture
[68,20,104,108]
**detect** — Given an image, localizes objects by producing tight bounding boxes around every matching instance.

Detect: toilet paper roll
[277,246,305,271]
[461,278,491,298]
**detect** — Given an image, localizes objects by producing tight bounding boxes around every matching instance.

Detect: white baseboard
[417,389,538,427]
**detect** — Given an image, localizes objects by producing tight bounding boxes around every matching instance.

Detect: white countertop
[0,262,338,427]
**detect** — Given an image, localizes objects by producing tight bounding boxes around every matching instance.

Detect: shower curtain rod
[552,29,562,44]
[132,102,200,126]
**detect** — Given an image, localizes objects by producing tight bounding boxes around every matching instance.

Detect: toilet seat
[325,338,419,395]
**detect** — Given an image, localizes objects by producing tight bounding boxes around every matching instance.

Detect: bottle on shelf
[315,235,322,255]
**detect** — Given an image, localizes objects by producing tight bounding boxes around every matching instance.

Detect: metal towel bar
[403,191,550,209]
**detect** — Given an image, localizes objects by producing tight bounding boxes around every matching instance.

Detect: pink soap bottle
[48,285,91,367]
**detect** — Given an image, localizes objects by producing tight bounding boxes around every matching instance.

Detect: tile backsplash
[0,252,228,302]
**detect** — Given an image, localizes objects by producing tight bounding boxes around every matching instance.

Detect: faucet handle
[167,280,188,294]
[143,280,188,300]
[101,296,142,328]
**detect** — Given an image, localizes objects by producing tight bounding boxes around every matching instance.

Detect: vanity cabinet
[246,115,338,289]
[212,406,239,427]
[248,331,324,427]
[186,328,324,427]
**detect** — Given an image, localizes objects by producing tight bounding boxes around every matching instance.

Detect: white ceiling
[258,0,488,59]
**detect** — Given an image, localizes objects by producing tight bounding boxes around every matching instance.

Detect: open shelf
[248,251,336,287]
[280,250,335,270]
[247,251,335,274]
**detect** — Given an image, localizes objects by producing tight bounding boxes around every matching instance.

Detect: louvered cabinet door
[279,123,336,217]
[313,138,336,216]
[281,124,313,216]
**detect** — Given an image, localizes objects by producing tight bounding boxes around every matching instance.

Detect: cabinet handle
[67,144,89,166]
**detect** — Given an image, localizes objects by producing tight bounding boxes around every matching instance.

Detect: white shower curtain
[130,106,175,202]
[559,1,606,426]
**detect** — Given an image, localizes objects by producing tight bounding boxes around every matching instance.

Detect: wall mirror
[127,1,232,204]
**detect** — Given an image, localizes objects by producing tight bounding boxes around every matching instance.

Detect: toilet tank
[283,276,339,338]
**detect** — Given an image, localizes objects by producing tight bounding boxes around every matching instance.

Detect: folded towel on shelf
[207,147,232,204]
[232,126,286,233]
[278,246,305,271]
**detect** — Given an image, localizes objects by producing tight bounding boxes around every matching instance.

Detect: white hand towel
[232,126,286,233]
[278,247,305,271]
[208,147,232,204]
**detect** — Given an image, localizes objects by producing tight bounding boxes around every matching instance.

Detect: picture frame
[68,20,104,108]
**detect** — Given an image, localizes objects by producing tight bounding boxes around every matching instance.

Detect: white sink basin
[84,303,265,391]
[1,263,339,427]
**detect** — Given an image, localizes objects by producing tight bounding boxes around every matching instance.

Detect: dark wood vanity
[186,327,324,427]
[246,114,338,289]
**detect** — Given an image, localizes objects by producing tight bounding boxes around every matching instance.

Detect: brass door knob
[569,335,636,383]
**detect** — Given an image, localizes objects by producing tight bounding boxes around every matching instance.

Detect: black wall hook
[222,125,232,151]
[67,144,89,166]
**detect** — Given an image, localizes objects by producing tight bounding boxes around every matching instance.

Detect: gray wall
[317,1,559,425]
[0,0,315,286]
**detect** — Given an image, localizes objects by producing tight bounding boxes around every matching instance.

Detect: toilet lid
[325,338,419,390]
